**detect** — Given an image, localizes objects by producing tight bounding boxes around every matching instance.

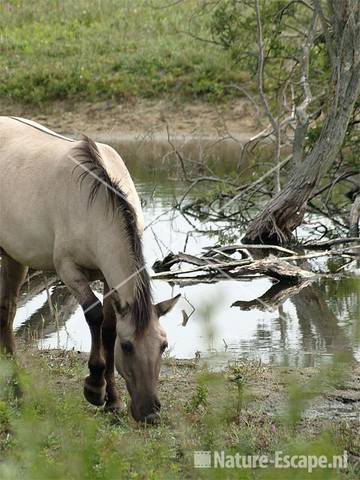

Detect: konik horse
[0,116,179,423]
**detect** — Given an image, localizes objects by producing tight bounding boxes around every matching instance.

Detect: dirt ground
[0,98,260,141]
[33,349,360,430]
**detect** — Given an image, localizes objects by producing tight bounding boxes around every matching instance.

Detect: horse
[0,116,180,423]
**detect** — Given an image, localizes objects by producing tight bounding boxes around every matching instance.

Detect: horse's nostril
[154,399,161,411]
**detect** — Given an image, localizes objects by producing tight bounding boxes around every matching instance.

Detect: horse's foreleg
[102,281,122,412]
[0,253,28,355]
[56,259,106,406]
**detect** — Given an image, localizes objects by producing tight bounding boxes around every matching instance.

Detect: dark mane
[72,136,152,335]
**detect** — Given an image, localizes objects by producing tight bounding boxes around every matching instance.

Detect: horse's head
[113,294,180,424]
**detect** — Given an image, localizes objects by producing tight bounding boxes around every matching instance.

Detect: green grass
[0,0,248,105]
[0,350,359,479]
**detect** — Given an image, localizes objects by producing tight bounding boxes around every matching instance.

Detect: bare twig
[222,155,292,211]
[166,124,190,182]
[203,243,297,255]
[302,237,360,249]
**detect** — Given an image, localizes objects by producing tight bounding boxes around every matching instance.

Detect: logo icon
[194,451,212,468]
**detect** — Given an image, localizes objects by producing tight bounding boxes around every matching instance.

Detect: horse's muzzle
[130,397,161,424]
[143,412,161,425]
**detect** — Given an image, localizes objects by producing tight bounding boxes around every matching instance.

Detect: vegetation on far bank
[0,349,360,479]
[0,0,249,105]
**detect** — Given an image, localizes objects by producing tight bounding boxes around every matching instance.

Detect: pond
[14,137,360,367]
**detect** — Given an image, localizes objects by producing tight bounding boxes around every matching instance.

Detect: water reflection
[15,270,360,367]
[13,144,360,367]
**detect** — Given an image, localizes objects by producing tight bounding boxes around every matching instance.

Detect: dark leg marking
[102,282,122,412]
[0,253,28,355]
[82,299,106,406]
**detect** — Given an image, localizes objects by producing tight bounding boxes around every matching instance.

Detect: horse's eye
[160,342,168,354]
[121,341,134,354]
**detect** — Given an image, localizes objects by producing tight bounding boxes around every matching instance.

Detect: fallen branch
[152,245,359,285]
[302,237,359,250]
[152,255,315,283]
[153,252,217,273]
[232,258,315,281]
[204,237,359,256]
[203,243,297,255]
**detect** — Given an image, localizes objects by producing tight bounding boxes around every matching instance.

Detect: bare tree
[243,0,360,244]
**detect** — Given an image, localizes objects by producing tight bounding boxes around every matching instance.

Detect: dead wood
[203,243,297,255]
[152,252,220,273]
[152,254,315,283]
[301,237,360,250]
[231,258,315,282]
[152,244,359,285]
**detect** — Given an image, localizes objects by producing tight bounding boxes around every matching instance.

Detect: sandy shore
[1,98,261,142]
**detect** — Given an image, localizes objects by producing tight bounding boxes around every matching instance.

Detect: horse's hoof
[104,400,122,414]
[83,377,106,406]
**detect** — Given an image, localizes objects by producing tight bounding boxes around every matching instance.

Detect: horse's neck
[94,219,137,308]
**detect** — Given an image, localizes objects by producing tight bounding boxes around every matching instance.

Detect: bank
[0,348,359,479]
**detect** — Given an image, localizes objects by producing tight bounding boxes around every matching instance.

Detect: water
[14,139,360,367]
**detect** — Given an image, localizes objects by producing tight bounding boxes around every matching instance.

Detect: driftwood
[152,241,360,285]
[152,251,315,283]
[203,243,297,255]
[203,237,359,255]
[302,237,359,250]
[153,252,213,272]
[153,257,314,283]
[231,258,314,281]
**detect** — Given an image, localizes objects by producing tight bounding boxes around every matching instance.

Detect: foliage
[0,349,359,479]
[0,0,246,104]
[208,0,328,115]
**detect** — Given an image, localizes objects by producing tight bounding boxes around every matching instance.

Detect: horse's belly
[0,228,55,270]
[0,238,54,271]
[0,153,57,269]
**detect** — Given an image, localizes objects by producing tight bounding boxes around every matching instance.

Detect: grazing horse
[0,116,179,423]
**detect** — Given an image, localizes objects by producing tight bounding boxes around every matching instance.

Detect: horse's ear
[155,294,181,317]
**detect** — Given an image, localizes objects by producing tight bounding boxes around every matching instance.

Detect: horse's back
[0,117,143,231]
[0,116,74,143]
[0,117,74,267]
[0,116,144,269]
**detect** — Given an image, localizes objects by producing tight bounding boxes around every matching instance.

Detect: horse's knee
[88,358,106,376]
[83,299,103,327]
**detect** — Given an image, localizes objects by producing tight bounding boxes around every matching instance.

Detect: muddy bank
[2,347,358,478]
[1,98,259,142]
[23,348,360,428]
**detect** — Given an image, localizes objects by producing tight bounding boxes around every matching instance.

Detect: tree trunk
[243,0,360,244]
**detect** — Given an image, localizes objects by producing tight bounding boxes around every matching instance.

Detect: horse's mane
[72,136,152,335]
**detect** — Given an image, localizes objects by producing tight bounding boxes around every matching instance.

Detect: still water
[14,139,360,367]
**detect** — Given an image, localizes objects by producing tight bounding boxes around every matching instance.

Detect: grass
[0,349,359,479]
[0,0,248,105]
